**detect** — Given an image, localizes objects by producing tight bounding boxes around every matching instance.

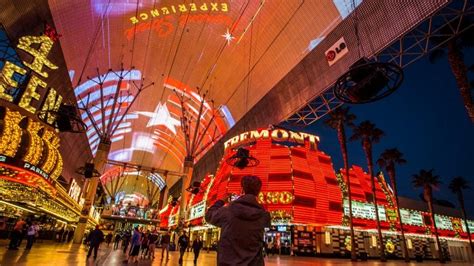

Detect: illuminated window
[324,231,331,245]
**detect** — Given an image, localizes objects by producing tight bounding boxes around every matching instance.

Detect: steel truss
[285,0,474,126]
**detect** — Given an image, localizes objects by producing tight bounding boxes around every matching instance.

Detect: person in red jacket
[206,175,271,266]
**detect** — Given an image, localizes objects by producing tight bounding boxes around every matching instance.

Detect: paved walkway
[0,240,471,265]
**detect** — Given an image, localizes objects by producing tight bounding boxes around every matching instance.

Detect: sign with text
[189,201,206,220]
[400,209,424,227]
[325,37,348,66]
[343,200,386,221]
[435,215,453,231]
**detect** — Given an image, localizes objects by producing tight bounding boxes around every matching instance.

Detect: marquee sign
[0,108,62,182]
[224,128,319,151]
[0,31,64,124]
[188,201,206,221]
[343,200,387,221]
[400,209,424,227]
[435,214,453,231]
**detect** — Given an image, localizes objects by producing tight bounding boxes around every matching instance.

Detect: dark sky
[298,49,474,218]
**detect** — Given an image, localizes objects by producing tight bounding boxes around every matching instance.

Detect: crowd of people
[7,218,70,251]
[4,176,275,265]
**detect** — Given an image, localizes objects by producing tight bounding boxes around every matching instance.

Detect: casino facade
[160,128,473,260]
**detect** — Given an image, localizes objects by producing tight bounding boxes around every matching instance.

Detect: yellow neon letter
[0,61,27,101]
[40,88,63,124]
[19,75,46,114]
[17,35,58,78]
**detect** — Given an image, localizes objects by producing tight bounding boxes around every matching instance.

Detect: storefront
[0,24,87,239]
[162,128,473,261]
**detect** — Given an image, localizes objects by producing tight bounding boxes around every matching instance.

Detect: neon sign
[0,108,62,182]
[224,129,319,151]
[129,2,229,25]
[343,200,387,221]
[125,14,232,40]
[188,201,206,220]
[0,33,63,123]
[258,191,294,205]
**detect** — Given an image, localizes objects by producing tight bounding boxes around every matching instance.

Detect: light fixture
[226,147,259,169]
[37,104,87,133]
[76,162,100,179]
[186,181,202,195]
[334,57,403,104]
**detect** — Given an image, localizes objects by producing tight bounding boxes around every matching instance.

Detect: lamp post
[173,88,222,226]
[72,67,151,243]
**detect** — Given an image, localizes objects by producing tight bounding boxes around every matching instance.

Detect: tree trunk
[387,167,410,262]
[337,124,357,261]
[363,140,386,262]
[426,187,445,263]
[458,191,473,252]
[447,41,474,122]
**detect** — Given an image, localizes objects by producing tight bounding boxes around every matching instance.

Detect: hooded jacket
[205,194,271,266]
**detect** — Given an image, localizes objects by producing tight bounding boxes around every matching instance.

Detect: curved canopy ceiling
[48,0,360,179]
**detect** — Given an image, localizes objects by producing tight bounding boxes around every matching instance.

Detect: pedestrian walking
[25,221,39,250]
[140,230,149,258]
[178,231,189,265]
[160,231,171,260]
[148,230,158,259]
[105,232,113,247]
[87,225,104,260]
[8,218,26,250]
[122,231,131,253]
[192,236,203,265]
[128,227,141,263]
[113,232,121,250]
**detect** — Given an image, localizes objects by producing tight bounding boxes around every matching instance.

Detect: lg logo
[325,37,348,66]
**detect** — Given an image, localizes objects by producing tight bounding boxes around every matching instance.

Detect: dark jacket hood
[229,194,267,221]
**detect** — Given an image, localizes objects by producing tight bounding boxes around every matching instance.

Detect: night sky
[301,49,474,218]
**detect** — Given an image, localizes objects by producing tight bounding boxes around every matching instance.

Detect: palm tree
[448,176,473,252]
[412,169,445,263]
[324,106,357,261]
[377,148,409,262]
[429,19,474,122]
[350,120,386,261]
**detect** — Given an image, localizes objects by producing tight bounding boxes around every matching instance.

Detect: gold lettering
[189,3,197,11]
[239,132,249,142]
[210,3,219,11]
[17,35,58,78]
[161,7,170,14]
[41,130,60,173]
[130,16,139,24]
[178,4,187,12]
[221,3,229,12]
[139,13,148,20]
[271,129,289,142]
[289,131,305,144]
[19,76,46,114]
[200,3,208,11]
[0,108,25,157]
[40,88,63,124]
[170,5,176,13]
[302,133,319,149]
[23,120,44,165]
[224,138,233,150]
[249,130,269,140]
[0,61,27,101]
[229,135,240,146]
[150,9,160,17]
